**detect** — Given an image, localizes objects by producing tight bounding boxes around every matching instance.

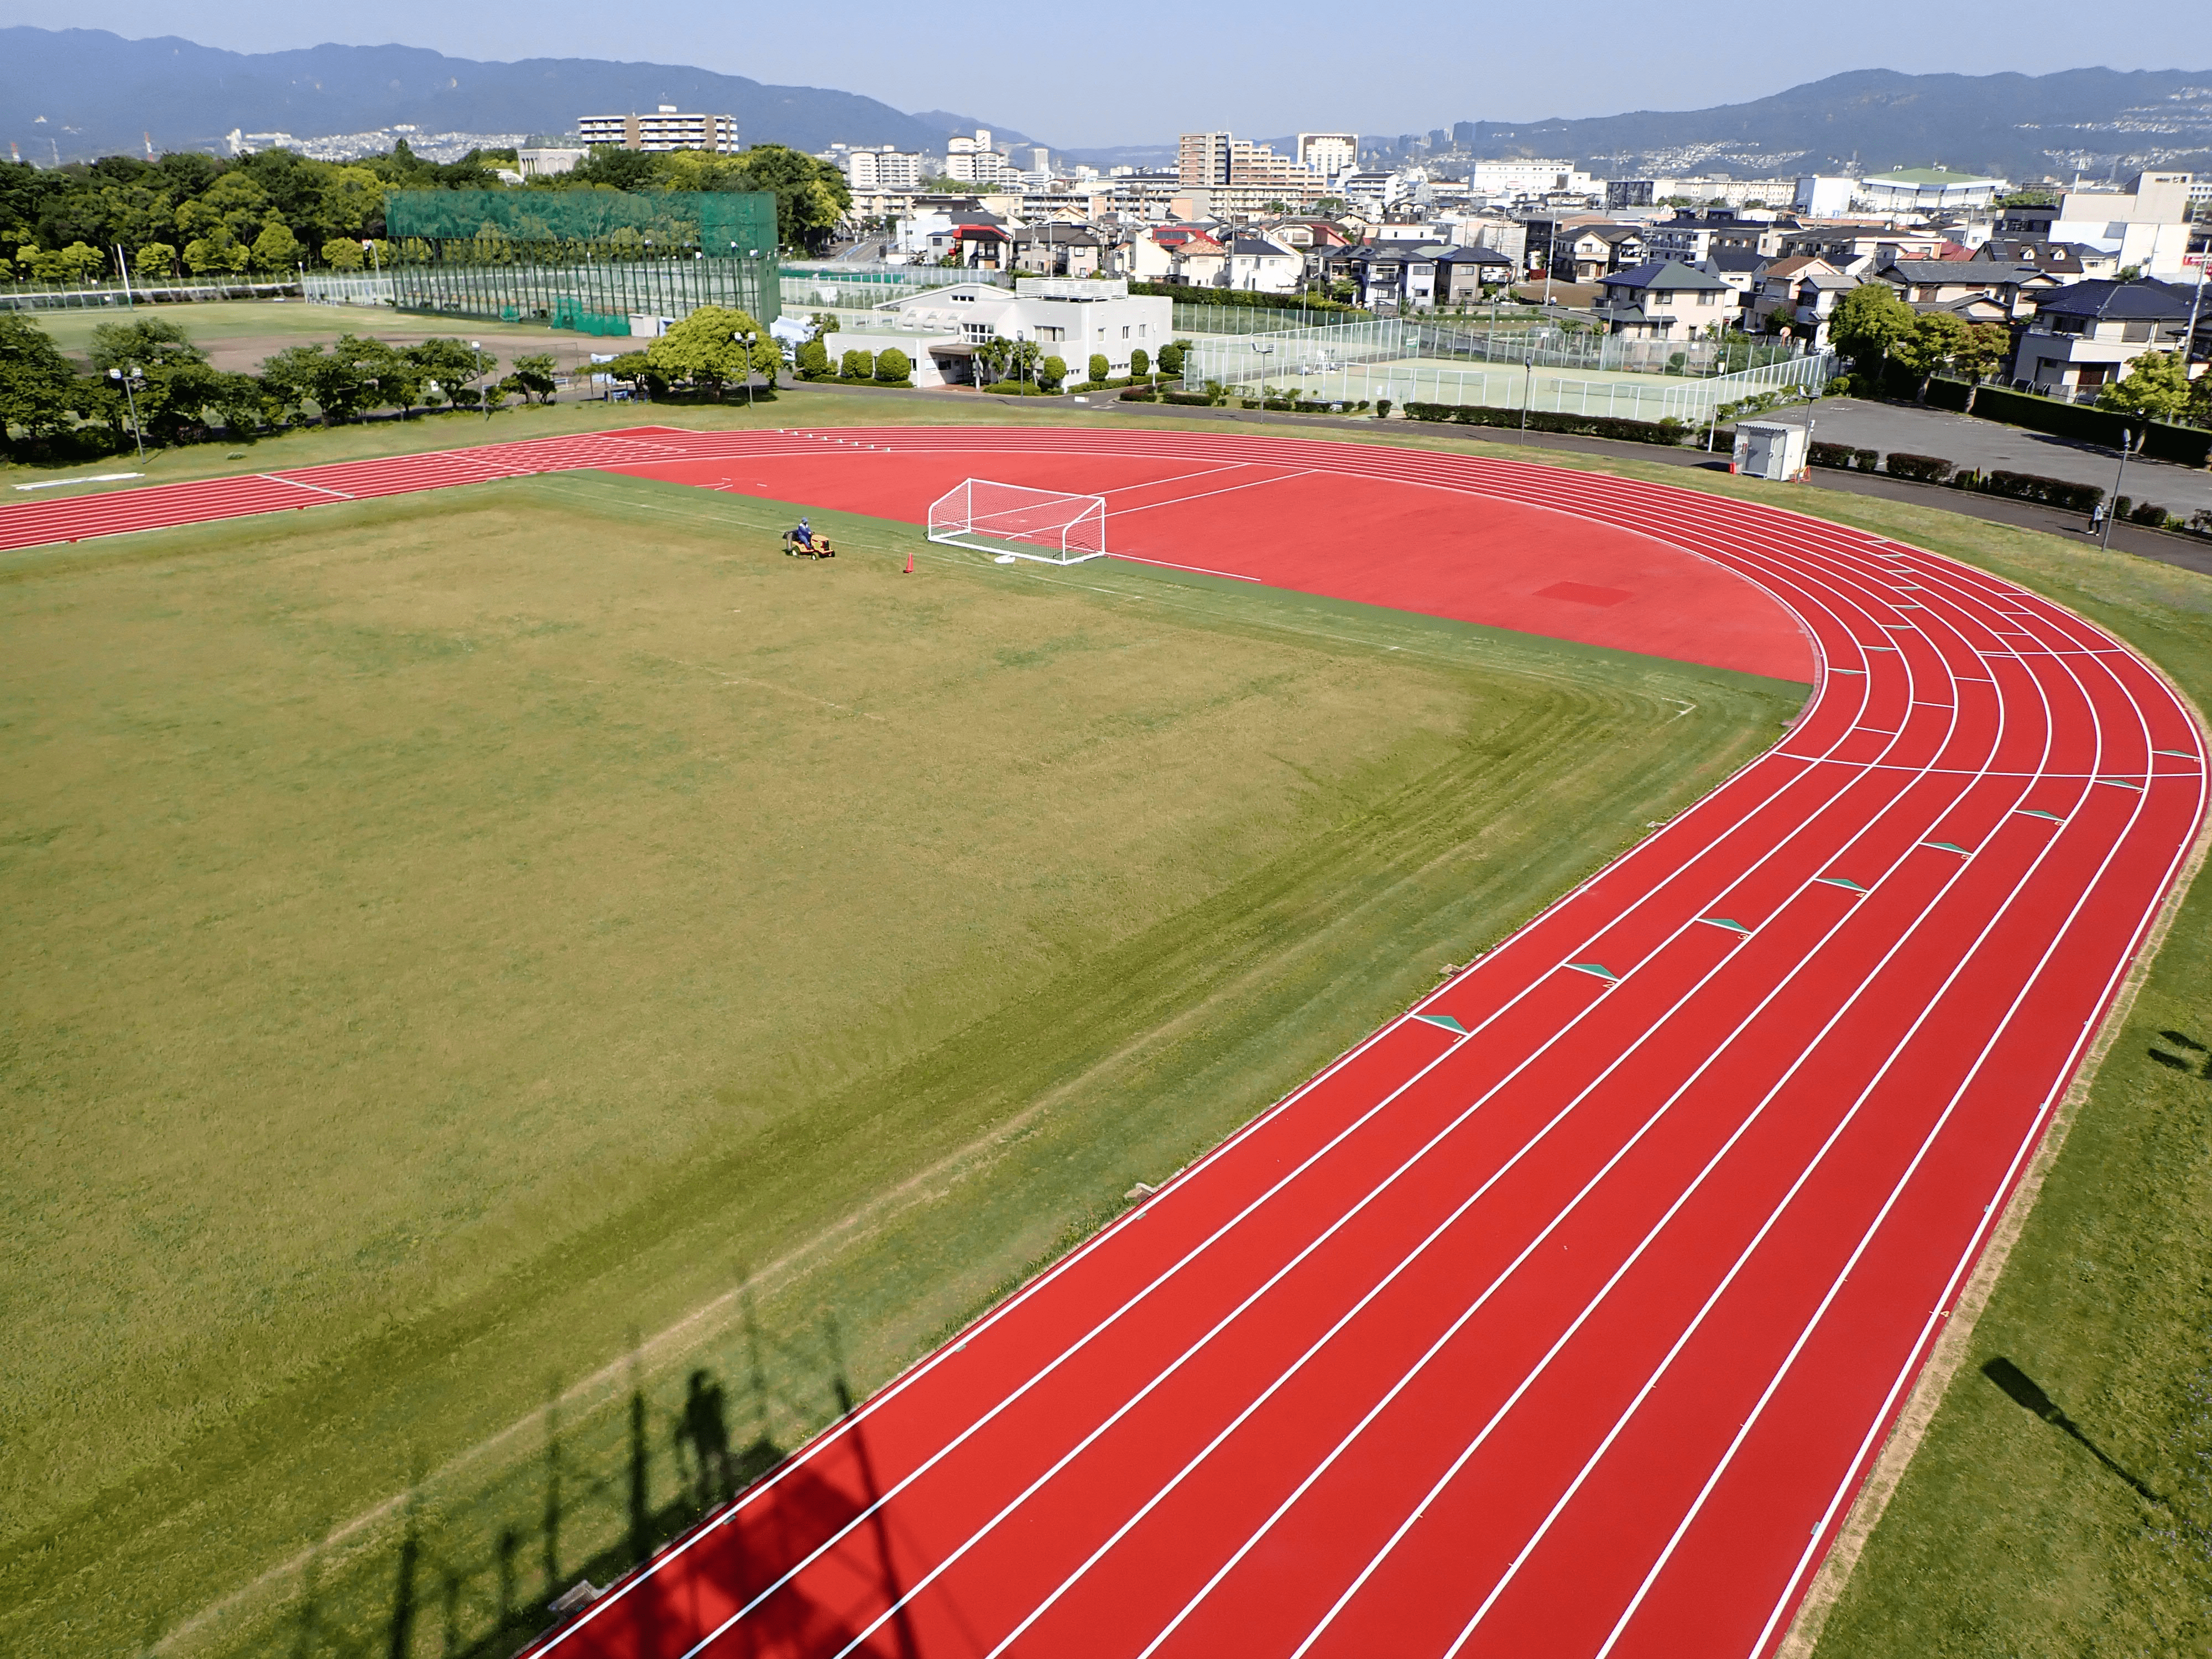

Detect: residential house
[1973,238,2119,281]
[1773,226,1946,276]
[1745,257,1858,345]
[1697,249,1771,325]
[2010,278,2197,399]
[1011,225,1102,278]
[1645,209,1796,264]
[1347,240,1468,310]
[1225,236,1302,293]
[1120,224,1229,287]
[1872,258,2059,322]
[1432,246,1517,306]
[1589,260,1736,340]
[1552,223,1648,284]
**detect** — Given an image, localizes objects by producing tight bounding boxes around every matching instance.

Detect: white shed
[1732,419,1808,482]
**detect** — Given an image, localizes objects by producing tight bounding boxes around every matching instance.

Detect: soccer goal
[927,478,1108,565]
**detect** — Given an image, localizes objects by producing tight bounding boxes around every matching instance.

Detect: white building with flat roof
[831,275,1171,388]
[1297,133,1358,181]
[1467,158,1595,197]
[1854,168,2008,213]
[578,106,739,153]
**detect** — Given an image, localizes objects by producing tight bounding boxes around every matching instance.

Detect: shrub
[874,347,910,384]
[1129,347,1150,379]
[2128,498,2171,526]
[1375,398,1392,419]
[981,379,1050,395]
[1809,441,1855,469]
[1981,470,2105,512]
[1158,341,1187,376]
[1399,401,1690,446]
[1161,390,1217,406]
[840,348,873,382]
[1037,353,1066,392]
[795,339,831,379]
[1089,353,1109,384]
[1827,374,1854,397]
[1934,382,2212,469]
[1119,384,1159,401]
[1884,452,1953,483]
[1852,447,1878,471]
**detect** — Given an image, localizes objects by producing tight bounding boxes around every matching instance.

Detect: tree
[135,243,179,278]
[89,316,207,374]
[260,341,374,423]
[1826,282,1916,383]
[1158,341,1187,377]
[1130,347,1150,378]
[874,347,911,385]
[251,222,303,273]
[1890,312,1969,404]
[508,353,559,405]
[1950,321,2010,411]
[796,338,831,379]
[646,304,768,397]
[321,238,364,272]
[2098,349,2194,424]
[405,338,497,410]
[0,313,85,457]
[727,144,851,251]
[1088,352,1109,384]
[1036,354,1066,392]
[183,229,251,275]
[841,347,874,382]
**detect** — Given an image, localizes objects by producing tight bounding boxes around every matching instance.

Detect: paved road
[1756,398,2212,519]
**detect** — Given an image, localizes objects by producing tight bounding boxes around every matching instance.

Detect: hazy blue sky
[7,0,2212,148]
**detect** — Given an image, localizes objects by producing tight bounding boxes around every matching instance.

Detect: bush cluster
[1808,441,1879,471]
[1401,401,1689,446]
[0,311,559,462]
[1882,452,1953,484]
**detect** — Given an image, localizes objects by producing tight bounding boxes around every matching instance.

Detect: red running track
[8,427,2204,1657]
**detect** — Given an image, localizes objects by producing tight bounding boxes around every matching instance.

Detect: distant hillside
[0,27,1039,164]
[1443,67,2212,181]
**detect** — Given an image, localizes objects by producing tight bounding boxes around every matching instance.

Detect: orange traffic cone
[903,549,914,575]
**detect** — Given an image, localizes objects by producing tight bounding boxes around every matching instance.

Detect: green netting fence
[385,190,779,255]
[380,190,783,329]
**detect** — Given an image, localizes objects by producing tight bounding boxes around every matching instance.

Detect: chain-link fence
[1181,319,1835,422]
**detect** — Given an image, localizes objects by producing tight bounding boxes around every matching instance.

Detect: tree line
[1,140,853,285]
[0,312,561,462]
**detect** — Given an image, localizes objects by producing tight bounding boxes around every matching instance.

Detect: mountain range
[1432,67,2212,183]
[0,28,1035,165]
[3,29,2210,187]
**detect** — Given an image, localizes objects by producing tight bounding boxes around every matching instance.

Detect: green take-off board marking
[1921,841,1970,854]
[1817,876,1868,893]
[2016,808,2063,822]
[1414,1013,1468,1034]
[2096,776,2145,790]
[1698,916,1751,934]
[1567,962,1620,982]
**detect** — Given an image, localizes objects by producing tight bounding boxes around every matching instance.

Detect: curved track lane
[10,427,2203,1657]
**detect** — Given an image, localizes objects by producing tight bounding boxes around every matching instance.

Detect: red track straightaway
[9,427,2203,1657]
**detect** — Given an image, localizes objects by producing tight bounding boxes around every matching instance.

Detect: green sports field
[0,466,1805,1657]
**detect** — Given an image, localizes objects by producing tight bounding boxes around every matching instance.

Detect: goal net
[927,478,1108,564]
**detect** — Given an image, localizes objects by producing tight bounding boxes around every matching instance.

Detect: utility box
[1733,420,1808,482]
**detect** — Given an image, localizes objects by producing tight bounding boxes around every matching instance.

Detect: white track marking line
[1110,468,1318,515]
[263,473,354,500]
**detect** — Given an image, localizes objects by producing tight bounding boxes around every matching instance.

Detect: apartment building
[1297,133,1358,182]
[577,107,739,153]
[1996,172,2198,278]
[837,145,926,191]
[1177,131,1323,192]
[2011,278,2197,399]
[947,130,1013,186]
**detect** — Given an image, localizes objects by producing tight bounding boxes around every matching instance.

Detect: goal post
[926,478,1108,564]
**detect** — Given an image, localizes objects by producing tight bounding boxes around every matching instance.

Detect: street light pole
[474,340,492,421]
[734,330,757,408]
[1521,351,1535,442]
[107,364,145,461]
[2101,427,2135,552]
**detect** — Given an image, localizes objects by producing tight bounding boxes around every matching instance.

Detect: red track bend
[9,426,2204,1657]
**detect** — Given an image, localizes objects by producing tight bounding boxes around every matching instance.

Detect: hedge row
[1806,441,2112,513]
[1402,401,1689,446]
[1809,441,1878,472]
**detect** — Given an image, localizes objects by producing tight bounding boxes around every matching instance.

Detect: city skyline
[4,0,2210,150]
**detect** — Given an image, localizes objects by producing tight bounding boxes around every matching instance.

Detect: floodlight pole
[107,364,145,461]
[1521,352,1534,443]
[475,340,492,421]
[735,330,757,407]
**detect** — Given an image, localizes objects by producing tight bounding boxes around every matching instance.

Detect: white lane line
[263,473,355,500]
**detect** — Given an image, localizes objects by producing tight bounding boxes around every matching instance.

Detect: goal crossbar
[927,477,1108,564]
